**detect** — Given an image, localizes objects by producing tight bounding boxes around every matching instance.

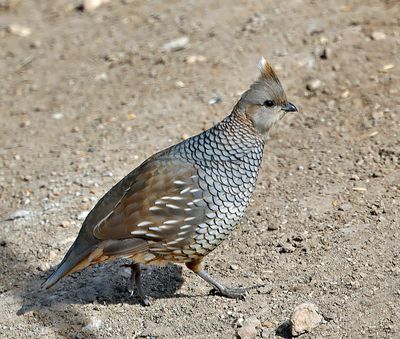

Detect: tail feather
[42,161,151,290]
[41,243,94,290]
[41,238,148,290]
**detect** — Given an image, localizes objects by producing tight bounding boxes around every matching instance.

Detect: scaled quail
[42,57,297,305]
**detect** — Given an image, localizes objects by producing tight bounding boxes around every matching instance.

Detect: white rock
[208,96,222,105]
[7,209,30,220]
[290,302,323,337]
[84,0,109,12]
[371,31,386,41]
[52,112,64,120]
[230,263,239,270]
[175,80,185,88]
[186,55,206,64]
[162,36,189,52]
[306,79,322,91]
[297,56,315,69]
[94,73,108,81]
[237,316,261,339]
[77,210,90,220]
[37,262,50,272]
[82,317,102,332]
[8,24,31,37]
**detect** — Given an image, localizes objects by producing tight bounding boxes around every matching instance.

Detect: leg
[122,263,151,306]
[186,261,250,300]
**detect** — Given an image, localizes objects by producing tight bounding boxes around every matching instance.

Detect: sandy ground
[0,0,399,338]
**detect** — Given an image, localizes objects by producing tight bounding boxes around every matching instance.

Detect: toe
[141,296,152,306]
[208,287,247,300]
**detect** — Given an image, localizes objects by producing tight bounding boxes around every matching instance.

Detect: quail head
[42,57,297,305]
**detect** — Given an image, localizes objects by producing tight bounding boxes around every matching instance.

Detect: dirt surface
[0,0,399,338]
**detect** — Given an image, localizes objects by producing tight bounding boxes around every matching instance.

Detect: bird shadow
[0,239,188,337]
[17,260,186,315]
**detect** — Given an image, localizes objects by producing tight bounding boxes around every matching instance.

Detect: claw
[141,296,152,307]
[208,287,247,300]
[125,262,152,306]
[208,288,219,296]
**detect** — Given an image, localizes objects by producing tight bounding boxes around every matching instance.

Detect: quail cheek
[252,110,273,135]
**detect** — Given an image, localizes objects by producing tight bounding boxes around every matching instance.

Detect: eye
[263,100,274,107]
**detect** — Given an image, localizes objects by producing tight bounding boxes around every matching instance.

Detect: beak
[282,102,298,112]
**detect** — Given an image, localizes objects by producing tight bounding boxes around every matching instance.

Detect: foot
[136,294,152,307]
[209,287,247,300]
[187,264,256,301]
[123,263,152,306]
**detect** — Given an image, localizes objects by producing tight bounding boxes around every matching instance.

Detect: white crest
[257,56,266,73]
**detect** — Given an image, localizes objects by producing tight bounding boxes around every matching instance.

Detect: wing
[93,157,207,255]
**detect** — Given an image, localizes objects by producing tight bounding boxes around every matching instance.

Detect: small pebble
[82,317,102,332]
[353,186,367,192]
[338,203,351,212]
[297,56,315,69]
[161,36,189,52]
[341,90,350,99]
[319,47,332,59]
[380,64,394,73]
[372,111,384,122]
[371,31,386,41]
[94,73,108,81]
[306,79,321,91]
[290,302,323,337]
[59,221,70,228]
[319,36,328,44]
[175,80,185,88]
[83,0,109,12]
[230,264,239,270]
[7,209,31,220]
[267,224,279,231]
[208,96,222,105]
[186,55,206,64]
[19,120,31,128]
[262,320,274,328]
[8,24,31,37]
[181,133,190,140]
[49,250,58,260]
[279,242,295,253]
[127,112,136,120]
[37,262,50,272]
[77,210,90,220]
[52,112,64,120]
[30,40,41,49]
[237,316,261,339]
